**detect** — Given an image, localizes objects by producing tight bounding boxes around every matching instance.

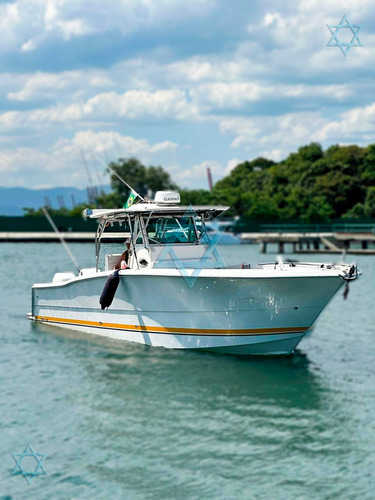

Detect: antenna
[95,155,145,201]
[80,150,97,203]
[42,206,80,273]
[207,167,213,190]
[90,154,105,195]
[57,195,65,209]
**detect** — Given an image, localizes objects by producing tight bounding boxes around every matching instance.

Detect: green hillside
[180,143,375,221]
[20,143,375,223]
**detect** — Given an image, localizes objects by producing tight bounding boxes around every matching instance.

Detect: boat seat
[105,254,122,271]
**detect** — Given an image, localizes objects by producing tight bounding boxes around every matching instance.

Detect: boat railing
[260,222,375,234]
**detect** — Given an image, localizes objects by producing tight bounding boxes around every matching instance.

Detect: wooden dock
[2,230,375,254]
[241,232,375,254]
[0,232,129,243]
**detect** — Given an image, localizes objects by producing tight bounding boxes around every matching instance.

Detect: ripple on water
[0,244,374,499]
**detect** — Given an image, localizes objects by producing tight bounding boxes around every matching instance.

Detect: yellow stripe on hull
[34,315,307,336]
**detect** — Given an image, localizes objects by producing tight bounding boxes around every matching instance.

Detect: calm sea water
[0,242,374,500]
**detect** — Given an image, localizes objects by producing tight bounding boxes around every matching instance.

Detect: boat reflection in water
[29,191,360,355]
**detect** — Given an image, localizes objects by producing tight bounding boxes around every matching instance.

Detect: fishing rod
[94,155,145,201]
[42,206,81,273]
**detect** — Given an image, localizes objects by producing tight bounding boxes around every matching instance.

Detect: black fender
[100,270,120,310]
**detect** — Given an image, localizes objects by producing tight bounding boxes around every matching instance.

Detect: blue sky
[0,0,373,190]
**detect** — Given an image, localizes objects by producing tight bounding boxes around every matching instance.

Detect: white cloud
[0,0,374,191]
[7,71,89,101]
[221,112,328,155]
[53,130,179,156]
[174,158,240,188]
[21,39,37,52]
[0,130,180,188]
[2,74,356,136]
[166,58,250,84]
[225,158,241,175]
[191,82,352,111]
[1,89,198,132]
[220,100,375,160]
[312,102,375,143]
[44,2,93,40]
[79,89,196,121]
[191,83,265,110]
[243,1,373,80]
[5,58,253,106]
[0,0,215,51]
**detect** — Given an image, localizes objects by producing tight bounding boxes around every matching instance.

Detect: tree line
[25,143,375,221]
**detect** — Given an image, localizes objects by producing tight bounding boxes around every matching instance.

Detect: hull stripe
[34,315,307,336]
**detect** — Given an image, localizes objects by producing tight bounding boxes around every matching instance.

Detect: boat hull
[30,271,345,355]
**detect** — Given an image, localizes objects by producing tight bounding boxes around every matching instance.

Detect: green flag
[124,191,137,209]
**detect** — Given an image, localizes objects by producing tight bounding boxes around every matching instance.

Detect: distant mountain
[0,185,111,216]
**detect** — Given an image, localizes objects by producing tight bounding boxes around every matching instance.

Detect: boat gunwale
[31,267,348,289]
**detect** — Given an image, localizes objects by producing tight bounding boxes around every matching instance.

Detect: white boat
[201,220,243,245]
[197,219,245,245]
[29,191,360,355]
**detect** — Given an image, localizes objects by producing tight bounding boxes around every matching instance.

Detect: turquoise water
[1,243,374,499]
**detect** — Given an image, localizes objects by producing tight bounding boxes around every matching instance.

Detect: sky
[0,0,373,190]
